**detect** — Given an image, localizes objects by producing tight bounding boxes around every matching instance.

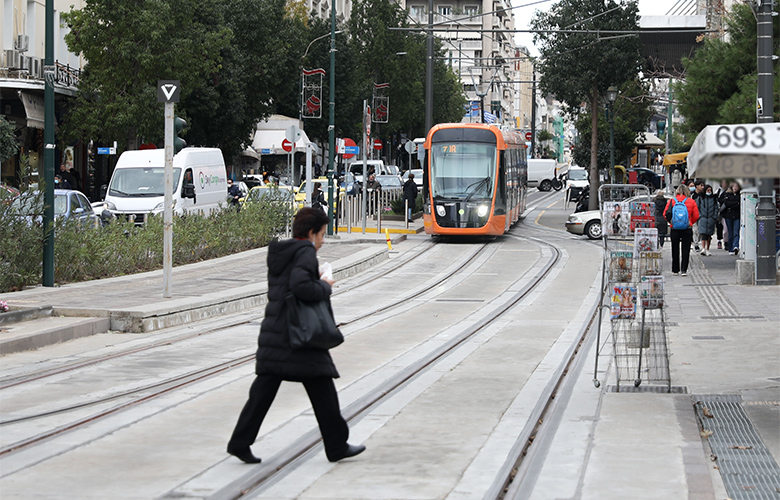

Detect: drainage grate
[692,335,726,340]
[700,315,766,320]
[693,395,780,500]
[607,385,688,393]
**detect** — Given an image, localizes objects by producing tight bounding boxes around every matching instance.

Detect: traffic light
[657,120,666,135]
[174,116,187,153]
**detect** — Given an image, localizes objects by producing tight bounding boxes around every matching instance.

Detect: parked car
[565,194,652,240]
[374,174,403,192]
[565,166,588,200]
[11,189,101,229]
[401,169,424,189]
[627,167,664,190]
[294,177,344,208]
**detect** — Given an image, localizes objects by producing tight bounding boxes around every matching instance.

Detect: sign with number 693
[688,123,780,178]
[711,124,780,152]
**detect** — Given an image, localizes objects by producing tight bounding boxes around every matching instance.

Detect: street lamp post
[606,85,618,184]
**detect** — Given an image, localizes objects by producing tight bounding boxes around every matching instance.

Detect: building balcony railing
[1,56,81,90]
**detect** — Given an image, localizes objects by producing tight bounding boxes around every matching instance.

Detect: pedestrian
[653,189,668,247]
[715,180,727,249]
[689,179,704,251]
[54,174,71,189]
[403,173,418,222]
[312,181,328,213]
[719,181,741,254]
[227,178,241,207]
[696,184,718,256]
[663,184,700,276]
[59,164,76,189]
[227,207,365,464]
[366,173,382,214]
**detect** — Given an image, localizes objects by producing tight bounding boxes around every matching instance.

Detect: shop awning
[19,91,45,129]
[687,123,780,178]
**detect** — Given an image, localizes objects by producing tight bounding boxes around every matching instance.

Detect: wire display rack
[592,184,671,391]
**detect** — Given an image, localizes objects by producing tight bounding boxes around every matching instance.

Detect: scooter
[574,191,590,213]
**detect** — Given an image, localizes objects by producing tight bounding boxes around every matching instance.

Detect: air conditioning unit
[21,56,33,73]
[32,57,42,78]
[4,49,20,69]
[16,34,30,52]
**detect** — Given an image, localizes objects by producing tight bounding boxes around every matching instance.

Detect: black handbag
[285,292,344,350]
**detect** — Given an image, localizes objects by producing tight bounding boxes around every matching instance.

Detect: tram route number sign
[711,124,780,153]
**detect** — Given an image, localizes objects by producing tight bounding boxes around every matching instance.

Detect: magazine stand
[592,185,671,391]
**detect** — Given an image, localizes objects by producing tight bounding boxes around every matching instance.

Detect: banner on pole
[302,68,325,119]
[372,82,389,123]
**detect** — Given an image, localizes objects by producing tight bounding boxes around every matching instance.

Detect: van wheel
[539,179,552,192]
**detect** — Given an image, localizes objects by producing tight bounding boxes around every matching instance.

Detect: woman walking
[653,189,668,247]
[312,181,328,213]
[664,184,700,276]
[227,207,365,464]
[696,185,718,256]
[719,182,741,254]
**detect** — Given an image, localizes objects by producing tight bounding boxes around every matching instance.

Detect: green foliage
[62,0,232,151]
[0,199,290,293]
[674,2,780,133]
[390,193,422,214]
[531,0,643,110]
[572,80,654,170]
[0,115,20,165]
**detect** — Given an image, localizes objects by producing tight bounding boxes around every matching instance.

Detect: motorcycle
[574,190,590,213]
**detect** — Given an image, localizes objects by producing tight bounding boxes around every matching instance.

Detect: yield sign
[282,138,293,152]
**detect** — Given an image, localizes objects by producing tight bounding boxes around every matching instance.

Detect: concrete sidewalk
[0,220,423,353]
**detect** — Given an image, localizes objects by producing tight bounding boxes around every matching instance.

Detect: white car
[401,169,423,188]
[565,194,652,240]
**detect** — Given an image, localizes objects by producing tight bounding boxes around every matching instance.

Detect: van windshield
[108,168,182,197]
[569,169,588,181]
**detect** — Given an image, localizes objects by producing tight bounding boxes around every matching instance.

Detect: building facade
[1,0,85,191]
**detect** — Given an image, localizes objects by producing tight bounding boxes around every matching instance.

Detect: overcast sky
[513,0,678,56]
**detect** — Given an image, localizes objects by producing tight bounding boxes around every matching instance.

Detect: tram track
[202,231,567,500]
[0,240,439,392]
[0,240,492,461]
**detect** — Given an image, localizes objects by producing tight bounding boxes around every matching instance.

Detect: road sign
[97,147,115,155]
[373,138,383,150]
[525,132,532,141]
[404,141,416,154]
[157,80,181,103]
[282,138,293,152]
[286,125,302,143]
[342,138,357,159]
[260,148,272,155]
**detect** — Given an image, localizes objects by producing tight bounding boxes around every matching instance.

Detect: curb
[0,317,111,355]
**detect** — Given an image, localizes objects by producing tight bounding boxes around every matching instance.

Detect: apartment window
[474,50,482,66]
[438,5,451,16]
[464,5,478,16]
[410,5,425,18]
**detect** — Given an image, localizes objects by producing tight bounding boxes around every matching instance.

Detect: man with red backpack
[664,184,700,276]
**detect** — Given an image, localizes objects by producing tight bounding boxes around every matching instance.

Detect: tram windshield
[430,142,496,200]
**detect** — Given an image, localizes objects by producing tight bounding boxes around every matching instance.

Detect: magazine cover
[634,227,658,253]
[639,251,663,276]
[609,251,633,282]
[629,202,655,230]
[603,202,631,236]
[610,285,637,319]
[639,276,664,308]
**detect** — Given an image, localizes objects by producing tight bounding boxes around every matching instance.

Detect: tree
[62,0,231,152]
[572,79,654,174]
[532,0,643,209]
[674,2,780,133]
[0,115,20,166]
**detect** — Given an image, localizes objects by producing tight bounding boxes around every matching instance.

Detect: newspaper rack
[592,184,671,392]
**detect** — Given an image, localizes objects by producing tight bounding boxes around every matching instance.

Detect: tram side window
[496,152,507,214]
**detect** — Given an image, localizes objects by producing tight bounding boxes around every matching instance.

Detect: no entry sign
[373,139,383,150]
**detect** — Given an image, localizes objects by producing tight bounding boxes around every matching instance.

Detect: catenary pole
[327,0,336,235]
[42,0,55,286]
[425,0,433,134]
[754,0,775,285]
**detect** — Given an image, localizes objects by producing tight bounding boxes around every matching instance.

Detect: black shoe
[228,447,262,464]
[328,443,366,462]
[407,219,413,222]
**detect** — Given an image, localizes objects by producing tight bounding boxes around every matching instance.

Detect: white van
[527,159,559,191]
[102,148,228,222]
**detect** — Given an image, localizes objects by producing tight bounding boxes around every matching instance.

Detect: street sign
[404,141,416,154]
[373,138,383,150]
[286,125,302,143]
[97,147,115,155]
[260,148,272,154]
[157,80,181,103]
[342,138,358,159]
[282,138,293,152]
[525,132,532,141]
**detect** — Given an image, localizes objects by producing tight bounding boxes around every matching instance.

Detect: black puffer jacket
[255,238,339,380]
[653,194,668,235]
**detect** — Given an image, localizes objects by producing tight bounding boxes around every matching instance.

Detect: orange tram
[422,123,528,236]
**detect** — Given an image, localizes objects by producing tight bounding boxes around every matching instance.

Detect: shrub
[0,194,291,293]
[390,193,423,215]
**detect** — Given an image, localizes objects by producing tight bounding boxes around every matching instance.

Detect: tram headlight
[436,205,446,217]
[477,205,489,217]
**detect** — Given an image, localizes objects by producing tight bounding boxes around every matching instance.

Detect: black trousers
[669,228,693,273]
[228,375,349,461]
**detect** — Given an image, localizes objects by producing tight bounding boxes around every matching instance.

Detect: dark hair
[293,206,329,238]
[313,182,322,191]
[408,173,414,179]
[694,179,704,186]
[705,184,713,192]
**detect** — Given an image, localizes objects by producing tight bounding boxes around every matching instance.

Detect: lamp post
[327,0,336,235]
[606,85,617,184]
